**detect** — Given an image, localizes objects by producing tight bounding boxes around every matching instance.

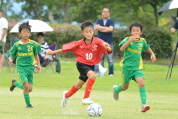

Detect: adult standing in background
[0,8,8,71]
[95,8,115,76]
[170,20,178,34]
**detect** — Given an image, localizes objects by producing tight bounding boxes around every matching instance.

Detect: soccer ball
[87,103,102,117]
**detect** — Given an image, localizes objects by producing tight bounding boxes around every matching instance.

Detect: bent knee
[24,84,29,89]
[89,73,96,79]
[122,85,129,90]
[87,71,96,79]
[122,87,128,90]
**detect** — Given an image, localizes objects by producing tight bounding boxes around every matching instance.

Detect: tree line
[1,0,173,28]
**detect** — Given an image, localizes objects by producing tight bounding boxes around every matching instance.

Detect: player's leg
[10,71,26,91]
[61,80,83,107]
[135,70,150,112]
[10,79,24,91]
[113,69,131,100]
[82,70,96,105]
[28,83,33,92]
[28,72,34,92]
[65,79,85,98]
[21,68,33,108]
[113,83,129,101]
[23,81,33,108]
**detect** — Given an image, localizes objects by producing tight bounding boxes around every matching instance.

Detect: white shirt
[0,17,8,43]
[103,17,110,26]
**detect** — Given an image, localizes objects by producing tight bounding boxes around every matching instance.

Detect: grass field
[0,60,178,119]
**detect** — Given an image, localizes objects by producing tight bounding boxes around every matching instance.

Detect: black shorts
[76,62,94,82]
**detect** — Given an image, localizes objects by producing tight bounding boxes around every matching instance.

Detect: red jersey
[62,37,112,65]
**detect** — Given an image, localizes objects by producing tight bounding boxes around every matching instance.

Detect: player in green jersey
[113,23,156,112]
[9,21,41,108]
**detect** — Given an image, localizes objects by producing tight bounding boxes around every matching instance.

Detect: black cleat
[26,104,33,108]
[10,79,17,92]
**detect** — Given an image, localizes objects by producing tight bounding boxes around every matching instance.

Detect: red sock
[83,78,95,99]
[65,85,78,98]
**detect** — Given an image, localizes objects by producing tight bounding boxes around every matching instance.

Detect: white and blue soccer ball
[87,103,102,117]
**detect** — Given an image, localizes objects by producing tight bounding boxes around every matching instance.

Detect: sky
[7,2,28,21]
[7,2,23,15]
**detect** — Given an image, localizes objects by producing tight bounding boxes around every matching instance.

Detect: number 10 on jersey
[86,53,93,60]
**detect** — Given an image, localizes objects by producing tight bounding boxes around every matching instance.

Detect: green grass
[0,61,178,119]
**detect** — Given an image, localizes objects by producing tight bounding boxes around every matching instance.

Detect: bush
[113,28,173,59]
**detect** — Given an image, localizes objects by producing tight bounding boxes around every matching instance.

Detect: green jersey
[118,36,150,70]
[10,39,41,66]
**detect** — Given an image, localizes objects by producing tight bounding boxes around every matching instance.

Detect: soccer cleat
[113,85,119,100]
[61,91,68,107]
[26,104,33,108]
[141,105,150,112]
[10,79,17,92]
[82,98,95,105]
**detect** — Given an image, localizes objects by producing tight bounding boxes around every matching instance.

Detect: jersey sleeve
[62,41,79,52]
[173,20,178,29]
[34,42,41,55]
[142,38,150,51]
[10,44,17,58]
[97,38,112,54]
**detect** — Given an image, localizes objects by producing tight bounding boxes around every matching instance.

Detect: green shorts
[16,66,34,84]
[0,41,5,54]
[121,69,144,85]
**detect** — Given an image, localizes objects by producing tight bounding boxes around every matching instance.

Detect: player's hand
[35,65,41,73]
[46,49,53,55]
[130,35,140,41]
[151,54,156,62]
[103,42,112,51]
[171,28,176,34]
[8,58,14,65]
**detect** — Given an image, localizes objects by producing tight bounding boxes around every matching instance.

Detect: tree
[14,0,45,20]
[0,0,4,8]
[69,0,102,22]
[111,0,168,27]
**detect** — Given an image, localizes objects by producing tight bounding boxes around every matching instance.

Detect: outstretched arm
[46,49,63,55]
[146,48,156,62]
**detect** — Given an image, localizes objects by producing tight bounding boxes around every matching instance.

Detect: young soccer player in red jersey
[46,21,112,107]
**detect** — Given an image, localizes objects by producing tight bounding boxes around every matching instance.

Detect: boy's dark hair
[129,23,143,33]
[81,21,94,31]
[37,32,44,37]
[19,21,31,33]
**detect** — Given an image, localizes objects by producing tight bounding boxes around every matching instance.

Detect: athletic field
[0,61,178,119]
